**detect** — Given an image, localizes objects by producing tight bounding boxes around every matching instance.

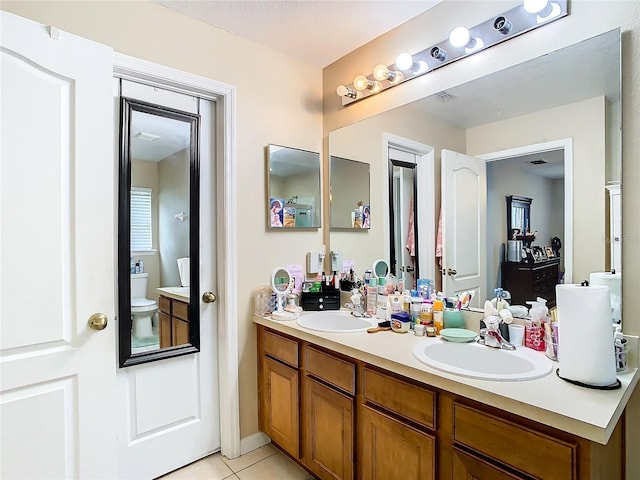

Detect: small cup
[508,324,525,346]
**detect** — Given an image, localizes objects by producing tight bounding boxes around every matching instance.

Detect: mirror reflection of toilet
[131,273,158,338]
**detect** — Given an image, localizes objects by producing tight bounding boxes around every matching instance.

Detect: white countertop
[255,312,639,445]
[156,286,190,303]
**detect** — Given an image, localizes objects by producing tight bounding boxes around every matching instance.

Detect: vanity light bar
[336,0,567,106]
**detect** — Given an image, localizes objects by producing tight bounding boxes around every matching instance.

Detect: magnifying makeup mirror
[270,266,299,320]
[372,259,390,279]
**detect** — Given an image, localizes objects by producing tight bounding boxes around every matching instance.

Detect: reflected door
[0,12,117,478]
[441,150,486,305]
[116,80,220,479]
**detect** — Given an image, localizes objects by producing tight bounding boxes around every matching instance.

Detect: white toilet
[131,272,157,338]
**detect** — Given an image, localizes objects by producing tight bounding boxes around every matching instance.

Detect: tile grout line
[229,449,280,474]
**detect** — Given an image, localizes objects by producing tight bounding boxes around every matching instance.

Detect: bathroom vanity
[255,314,638,480]
[157,289,190,348]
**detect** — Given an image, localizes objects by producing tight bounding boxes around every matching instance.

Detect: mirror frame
[118,97,201,367]
[506,195,532,240]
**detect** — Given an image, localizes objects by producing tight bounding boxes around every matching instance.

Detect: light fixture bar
[337,0,567,106]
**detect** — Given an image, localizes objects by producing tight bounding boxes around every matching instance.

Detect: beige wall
[323,1,640,475]
[1,0,323,441]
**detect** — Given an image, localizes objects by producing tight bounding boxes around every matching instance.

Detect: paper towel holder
[556,369,621,390]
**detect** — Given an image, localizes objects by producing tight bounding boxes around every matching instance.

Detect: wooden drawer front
[452,446,527,480]
[172,300,189,321]
[362,367,436,430]
[305,346,355,395]
[264,330,299,368]
[158,295,171,314]
[360,405,435,480]
[454,403,577,479]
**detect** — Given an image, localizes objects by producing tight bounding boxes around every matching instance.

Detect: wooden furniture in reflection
[502,258,560,307]
[158,294,189,348]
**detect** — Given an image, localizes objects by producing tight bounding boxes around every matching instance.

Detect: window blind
[130,188,152,251]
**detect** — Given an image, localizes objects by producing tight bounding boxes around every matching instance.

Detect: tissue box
[301,291,340,311]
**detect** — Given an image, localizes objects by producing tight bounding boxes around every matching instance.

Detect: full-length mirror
[330,156,370,229]
[329,29,621,314]
[118,98,200,367]
[267,144,321,228]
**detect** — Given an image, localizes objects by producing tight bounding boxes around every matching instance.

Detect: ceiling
[155,0,442,68]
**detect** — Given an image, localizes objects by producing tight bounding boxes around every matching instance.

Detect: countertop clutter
[254,311,638,445]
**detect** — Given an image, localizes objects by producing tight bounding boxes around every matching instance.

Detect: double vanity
[255,311,638,480]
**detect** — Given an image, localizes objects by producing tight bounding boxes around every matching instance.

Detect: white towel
[177,257,190,287]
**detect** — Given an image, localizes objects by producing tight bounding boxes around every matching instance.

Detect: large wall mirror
[118,98,200,367]
[330,156,370,229]
[328,29,621,315]
[266,144,321,228]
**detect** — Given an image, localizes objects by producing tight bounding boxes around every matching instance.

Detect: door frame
[113,53,240,458]
[477,138,573,285]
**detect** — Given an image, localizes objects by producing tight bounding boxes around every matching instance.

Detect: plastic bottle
[367,278,378,316]
[419,301,433,326]
[433,299,444,334]
[614,325,627,372]
[138,258,144,273]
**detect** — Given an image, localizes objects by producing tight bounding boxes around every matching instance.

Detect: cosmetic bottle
[433,299,444,334]
[367,278,378,316]
[614,325,627,372]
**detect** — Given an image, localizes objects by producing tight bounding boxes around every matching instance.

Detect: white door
[441,150,486,306]
[115,81,220,479]
[0,11,117,479]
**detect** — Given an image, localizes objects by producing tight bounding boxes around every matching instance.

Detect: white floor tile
[221,443,278,473]
[235,452,313,480]
[159,453,233,480]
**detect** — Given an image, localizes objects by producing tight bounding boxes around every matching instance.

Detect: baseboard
[240,431,271,456]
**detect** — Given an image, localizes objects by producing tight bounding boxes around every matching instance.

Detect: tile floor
[159,443,314,480]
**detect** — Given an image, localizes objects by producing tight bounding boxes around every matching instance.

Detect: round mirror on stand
[270,267,300,320]
[372,259,390,279]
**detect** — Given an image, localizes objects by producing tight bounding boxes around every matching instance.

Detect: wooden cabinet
[502,258,560,307]
[158,294,190,348]
[256,325,624,480]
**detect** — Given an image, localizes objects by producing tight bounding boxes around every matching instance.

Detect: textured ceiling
[156,0,442,67]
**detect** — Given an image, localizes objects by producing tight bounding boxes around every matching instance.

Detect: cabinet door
[159,312,172,348]
[262,356,300,458]
[452,447,526,480]
[172,318,189,346]
[304,377,353,480]
[360,405,435,480]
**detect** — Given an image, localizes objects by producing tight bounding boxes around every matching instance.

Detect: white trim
[113,53,241,458]
[477,138,573,284]
[382,133,436,283]
[239,432,271,456]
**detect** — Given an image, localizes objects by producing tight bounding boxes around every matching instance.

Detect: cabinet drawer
[305,346,355,395]
[264,330,299,368]
[172,300,189,321]
[158,295,171,314]
[454,403,577,479]
[362,367,436,430]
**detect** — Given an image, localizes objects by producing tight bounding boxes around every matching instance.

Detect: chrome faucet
[477,317,516,350]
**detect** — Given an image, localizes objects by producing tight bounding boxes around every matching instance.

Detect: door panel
[442,149,487,305]
[0,11,116,478]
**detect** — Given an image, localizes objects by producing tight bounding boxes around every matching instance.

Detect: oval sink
[297,311,377,333]
[413,339,553,381]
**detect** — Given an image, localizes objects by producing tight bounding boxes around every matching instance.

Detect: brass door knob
[202,291,217,304]
[88,313,108,330]
[447,268,457,276]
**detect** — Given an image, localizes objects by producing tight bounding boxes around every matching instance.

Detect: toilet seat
[132,298,157,313]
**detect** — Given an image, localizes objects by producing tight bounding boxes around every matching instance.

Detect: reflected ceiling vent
[529,159,548,165]
[134,131,160,142]
[433,90,457,102]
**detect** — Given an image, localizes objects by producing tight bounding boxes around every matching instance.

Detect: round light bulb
[373,64,390,81]
[353,74,371,91]
[449,26,471,48]
[371,81,383,94]
[336,85,348,97]
[395,52,414,71]
[523,0,549,14]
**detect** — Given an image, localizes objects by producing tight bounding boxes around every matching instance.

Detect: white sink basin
[413,339,553,381]
[297,311,377,333]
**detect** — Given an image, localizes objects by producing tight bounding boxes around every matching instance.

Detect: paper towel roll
[589,271,622,323]
[556,284,616,386]
[177,257,190,287]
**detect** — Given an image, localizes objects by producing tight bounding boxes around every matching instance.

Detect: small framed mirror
[330,156,371,229]
[506,195,532,240]
[266,144,321,228]
[118,97,200,367]
[372,259,390,279]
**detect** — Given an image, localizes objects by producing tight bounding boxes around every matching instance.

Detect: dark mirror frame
[506,195,532,240]
[118,97,200,367]
[388,158,419,281]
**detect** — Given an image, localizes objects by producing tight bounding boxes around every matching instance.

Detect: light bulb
[395,52,414,71]
[523,0,549,14]
[449,26,471,48]
[373,64,390,81]
[371,81,383,94]
[336,85,357,99]
[353,74,372,91]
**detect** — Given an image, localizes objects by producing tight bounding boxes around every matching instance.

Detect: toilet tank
[131,273,149,299]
